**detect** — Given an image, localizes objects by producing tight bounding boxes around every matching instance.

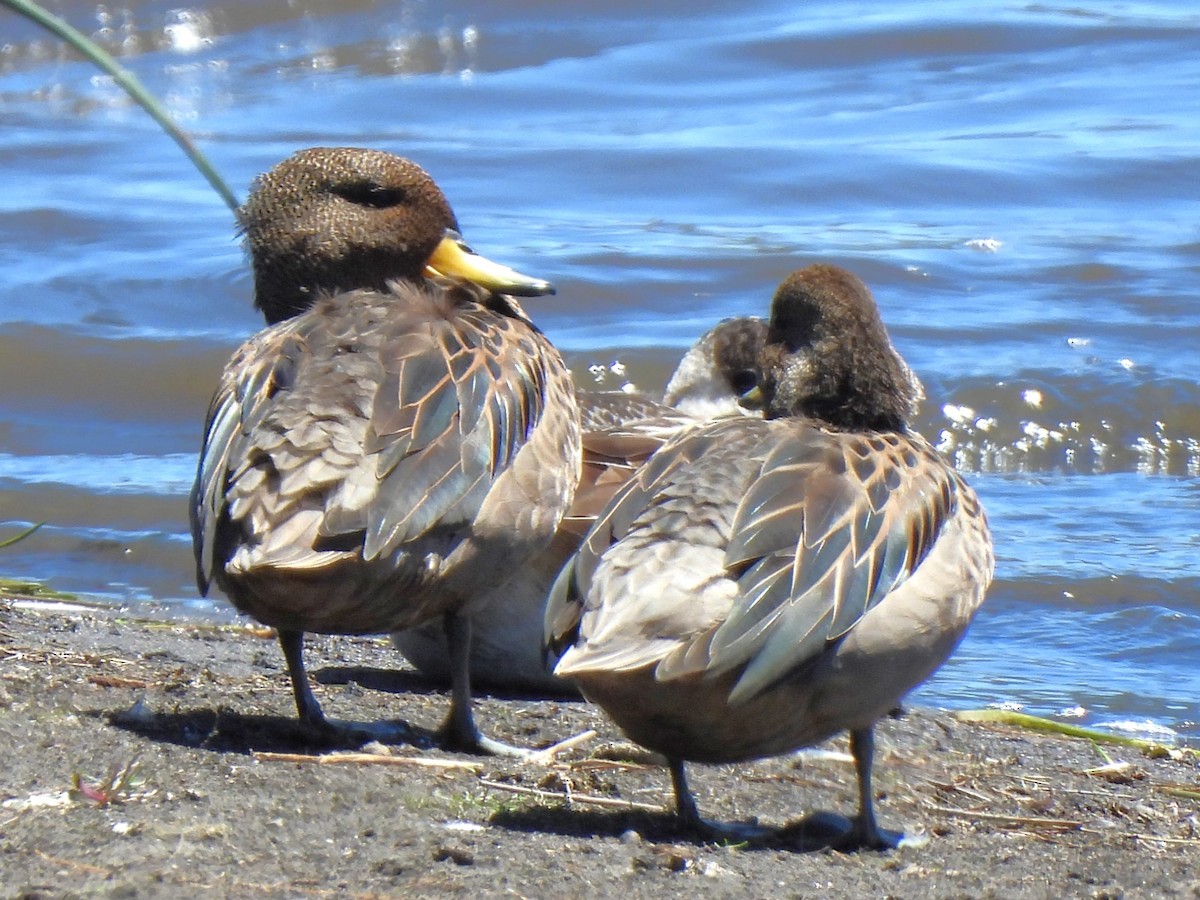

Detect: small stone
[433,844,475,866]
[374,859,406,878]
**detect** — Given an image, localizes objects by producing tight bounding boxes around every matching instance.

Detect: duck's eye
[728,369,758,396]
[331,181,408,209]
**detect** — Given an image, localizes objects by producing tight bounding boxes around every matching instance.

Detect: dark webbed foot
[772,810,911,852]
[435,724,534,758]
[838,815,907,851]
[783,728,918,851]
[669,759,770,841]
[276,628,343,734]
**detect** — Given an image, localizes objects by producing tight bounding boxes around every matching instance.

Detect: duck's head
[662,316,768,418]
[742,264,922,432]
[241,147,554,324]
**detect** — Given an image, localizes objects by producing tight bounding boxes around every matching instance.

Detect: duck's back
[192,280,578,634]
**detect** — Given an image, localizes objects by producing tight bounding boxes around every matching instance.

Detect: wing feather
[717,428,957,704]
[545,417,961,708]
[192,283,560,588]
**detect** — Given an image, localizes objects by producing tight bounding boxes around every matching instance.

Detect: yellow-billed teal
[546,264,992,847]
[191,147,579,754]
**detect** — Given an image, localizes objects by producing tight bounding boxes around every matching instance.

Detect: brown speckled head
[240,148,459,324]
[661,317,768,415]
[708,317,768,398]
[757,264,918,432]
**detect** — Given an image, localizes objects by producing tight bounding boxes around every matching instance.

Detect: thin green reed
[0,523,41,550]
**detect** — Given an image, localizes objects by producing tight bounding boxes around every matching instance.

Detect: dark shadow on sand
[99,657,582,758]
[489,805,862,853]
[103,704,433,755]
[314,663,581,702]
[312,664,443,697]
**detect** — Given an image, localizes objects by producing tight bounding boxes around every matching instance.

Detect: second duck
[546,264,993,847]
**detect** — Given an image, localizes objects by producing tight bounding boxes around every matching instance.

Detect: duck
[576,314,768,431]
[545,264,993,848]
[190,147,579,754]
[662,315,766,417]
[391,316,768,694]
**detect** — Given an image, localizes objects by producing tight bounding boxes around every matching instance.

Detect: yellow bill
[426,230,555,297]
[738,384,766,411]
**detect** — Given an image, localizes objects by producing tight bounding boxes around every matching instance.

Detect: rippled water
[1,1,1198,738]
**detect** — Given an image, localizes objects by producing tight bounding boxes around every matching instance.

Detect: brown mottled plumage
[546,264,992,847]
[190,148,579,753]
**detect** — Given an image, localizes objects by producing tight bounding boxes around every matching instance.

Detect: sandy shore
[1,597,1197,899]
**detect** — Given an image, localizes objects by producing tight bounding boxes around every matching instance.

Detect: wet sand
[1,597,1197,899]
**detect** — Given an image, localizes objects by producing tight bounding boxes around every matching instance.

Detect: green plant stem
[0,522,42,549]
[955,709,1177,751]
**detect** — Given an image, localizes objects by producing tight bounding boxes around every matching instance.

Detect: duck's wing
[190,315,309,591]
[669,428,973,705]
[546,419,983,705]
[578,389,677,432]
[191,284,573,592]
[567,387,730,529]
[352,295,570,561]
[565,405,700,528]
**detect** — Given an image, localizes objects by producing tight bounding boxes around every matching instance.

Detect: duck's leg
[669,758,703,827]
[670,759,768,840]
[278,628,419,745]
[842,726,904,850]
[435,610,529,757]
[277,628,329,728]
